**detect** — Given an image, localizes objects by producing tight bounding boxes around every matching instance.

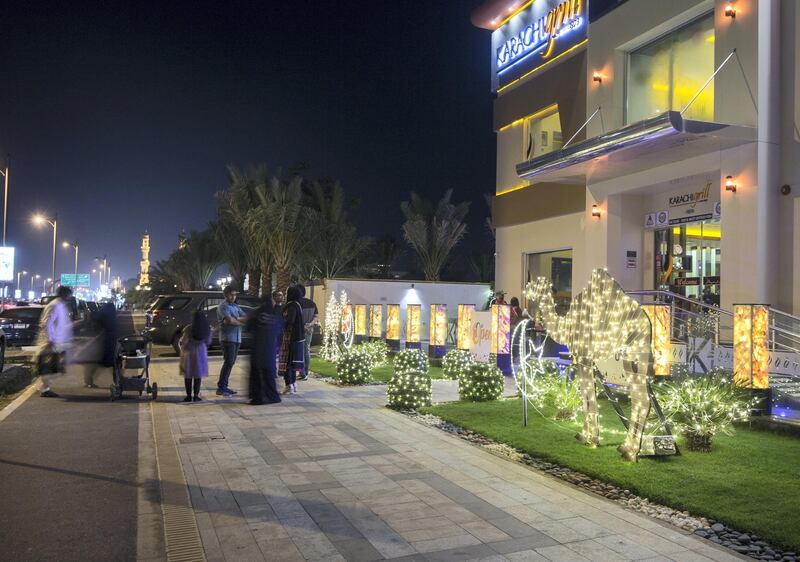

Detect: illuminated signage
[491,0,588,91]
[0,247,14,281]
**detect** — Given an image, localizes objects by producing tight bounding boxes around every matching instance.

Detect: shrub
[336,349,372,385]
[387,370,432,410]
[543,366,582,421]
[355,341,389,368]
[394,349,429,375]
[459,362,504,402]
[656,370,753,452]
[442,349,474,380]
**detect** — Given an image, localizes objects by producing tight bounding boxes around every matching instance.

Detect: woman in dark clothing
[84,302,118,388]
[248,297,283,405]
[279,285,305,395]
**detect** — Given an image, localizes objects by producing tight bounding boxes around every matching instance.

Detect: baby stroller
[110,334,157,401]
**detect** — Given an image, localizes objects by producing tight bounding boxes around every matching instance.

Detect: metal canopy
[515,111,757,185]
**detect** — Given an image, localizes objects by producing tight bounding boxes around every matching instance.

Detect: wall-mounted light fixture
[591,204,601,218]
[725,175,737,193]
[592,72,603,84]
[724,3,736,18]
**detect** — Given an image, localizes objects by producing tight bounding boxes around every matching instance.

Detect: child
[180,310,212,402]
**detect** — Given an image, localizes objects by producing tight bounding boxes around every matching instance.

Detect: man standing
[296,284,318,381]
[37,285,74,398]
[216,286,245,396]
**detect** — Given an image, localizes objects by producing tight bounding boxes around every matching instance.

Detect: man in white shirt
[37,285,74,397]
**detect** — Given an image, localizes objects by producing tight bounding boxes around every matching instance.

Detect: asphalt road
[0,311,145,562]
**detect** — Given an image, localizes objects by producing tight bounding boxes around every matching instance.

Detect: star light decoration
[524,268,655,461]
[321,290,350,362]
[458,362,504,402]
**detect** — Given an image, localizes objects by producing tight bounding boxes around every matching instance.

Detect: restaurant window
[524,105,562,160]
[627,14,715,123]
[525,249,572,316]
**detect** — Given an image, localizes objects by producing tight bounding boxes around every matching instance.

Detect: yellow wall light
[642,304,671,376]
[733,304,769,389]
[457,304,475,351]
[369,305,382,338]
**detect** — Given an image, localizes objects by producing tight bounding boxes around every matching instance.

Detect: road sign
[60,273,91,288]
[0,247,14,281]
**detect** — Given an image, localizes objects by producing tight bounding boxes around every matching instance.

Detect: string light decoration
[429,304,447,359]
[354,305,367,343]
[405,304,421,349]
[321,291,350,361]
[370,305,383,339]
[656,369,754,452]
[642,304,671,376]
[491,304,512,374]
[459,362,504,402]
[733,304,770,389]
[336,349,373,385]
[387,369,432,410]
[386,304,401,351]
[394,348,429,375]
[525,268,655,461]
[442,349,474,380]
[355,341,389,368]
[457,304,474,350]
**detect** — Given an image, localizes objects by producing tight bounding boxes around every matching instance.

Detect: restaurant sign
[645,178,720,227]
[491,0,588,91]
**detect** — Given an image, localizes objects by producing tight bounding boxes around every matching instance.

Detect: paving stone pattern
[152,360,747,562]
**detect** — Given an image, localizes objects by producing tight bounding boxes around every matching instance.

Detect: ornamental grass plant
[459,362,504,402]
[543,365,582,421]
[335,349,372,385]
[442,349,474,380]
[387,369,432,410]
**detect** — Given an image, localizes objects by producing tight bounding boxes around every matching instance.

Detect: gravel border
[403,410,796,562]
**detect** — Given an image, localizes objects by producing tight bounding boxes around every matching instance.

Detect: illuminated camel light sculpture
[525,269,654,461]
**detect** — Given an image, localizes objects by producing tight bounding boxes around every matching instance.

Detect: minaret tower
[139,233,150,287]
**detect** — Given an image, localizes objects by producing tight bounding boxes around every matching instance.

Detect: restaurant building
[473,0,800,315]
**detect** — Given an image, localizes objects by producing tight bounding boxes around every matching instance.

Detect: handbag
[37,345,64,375]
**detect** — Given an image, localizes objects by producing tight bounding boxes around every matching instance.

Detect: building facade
[474,0,800,316]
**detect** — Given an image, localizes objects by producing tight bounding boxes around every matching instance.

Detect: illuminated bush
[387,370,432,410]
[655,369,753,452]
[355,341,389,368]
[394,349,428,375]
[336,349,372,385]
[543,366,581,421]
[442,349,474,380]
[459,362,504,402]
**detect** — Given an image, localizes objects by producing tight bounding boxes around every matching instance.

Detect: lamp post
[16,270,27,293]
[0,159,9,246]
[63,240,78,276]
[30,274,40,291]
[44,277,51,294]
[33,214,58,286]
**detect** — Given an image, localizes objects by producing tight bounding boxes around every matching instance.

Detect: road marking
[0,376,42,423]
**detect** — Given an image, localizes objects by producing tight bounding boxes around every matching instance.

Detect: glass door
[654,219,720,305]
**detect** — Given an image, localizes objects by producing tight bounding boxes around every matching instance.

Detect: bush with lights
[458,362,504,402]
[355,341,389,369]
[442,349,474,380]
[543,365,582,421]
[655,369,753,452]
[387,370,432,410]
[336,349,372,385]
[394,348,429,375]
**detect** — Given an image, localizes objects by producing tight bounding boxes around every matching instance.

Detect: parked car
[146,291,261,353]
[0,306,43,347]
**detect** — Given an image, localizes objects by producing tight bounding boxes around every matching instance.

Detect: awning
[516,111,757,185]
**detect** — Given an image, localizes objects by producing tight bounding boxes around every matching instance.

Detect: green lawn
[422,397,800,551]
[310,357,446,383]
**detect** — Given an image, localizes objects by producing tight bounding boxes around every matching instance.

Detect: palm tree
[150,229,223,290]
[400,189,470,281]
[372,233,402,278]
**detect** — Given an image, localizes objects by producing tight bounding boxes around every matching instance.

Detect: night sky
[0,0,494,284]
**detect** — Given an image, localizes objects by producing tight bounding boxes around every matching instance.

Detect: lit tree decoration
[656,369,754,452]
[459,362,504,402]
[321,290,349,361]
[394,348,429,375]
[442,349,474,380]
[525,268,655,461]
[387,369,432,410]
[336,349,372,385]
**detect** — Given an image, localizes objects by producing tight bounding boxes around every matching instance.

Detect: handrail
[772,308,800,324]
[626,290,734,317]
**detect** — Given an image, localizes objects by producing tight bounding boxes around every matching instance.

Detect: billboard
[60,273,91,288]
[0,246,14,281]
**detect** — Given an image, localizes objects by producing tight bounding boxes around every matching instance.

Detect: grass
[310,357,446,383]
[422,397,800,552]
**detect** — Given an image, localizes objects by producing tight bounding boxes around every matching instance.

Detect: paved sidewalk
[150,359,745,562]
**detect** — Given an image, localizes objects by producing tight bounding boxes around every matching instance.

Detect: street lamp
[16,270,27,292]
[44,277,52,294]
[63,240,79,276]
[33,214,58,286]
[0,159,9,246]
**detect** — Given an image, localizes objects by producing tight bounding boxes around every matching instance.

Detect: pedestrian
[248,295,283,405]
[180,310,212,402]
[295,284,318,381]
[509,297,526,331]
[36,285,74,398]
[216,286,245,396]
[272,289,285,309]
[279,285,305,394]
[85,302,118,388]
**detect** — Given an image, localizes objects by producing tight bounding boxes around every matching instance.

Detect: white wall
[312,279,491,341]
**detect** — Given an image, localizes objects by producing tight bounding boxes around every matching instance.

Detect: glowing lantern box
[642,304,671,376]
[429,304,447,359]
[733,304,769,389]
[491,304,511,375]
[405,304,421,349]
[457,304,474,351]
[369,305,383,340]
[353,304,367,343]
[340,304,352,335]
[386,304,401,351]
